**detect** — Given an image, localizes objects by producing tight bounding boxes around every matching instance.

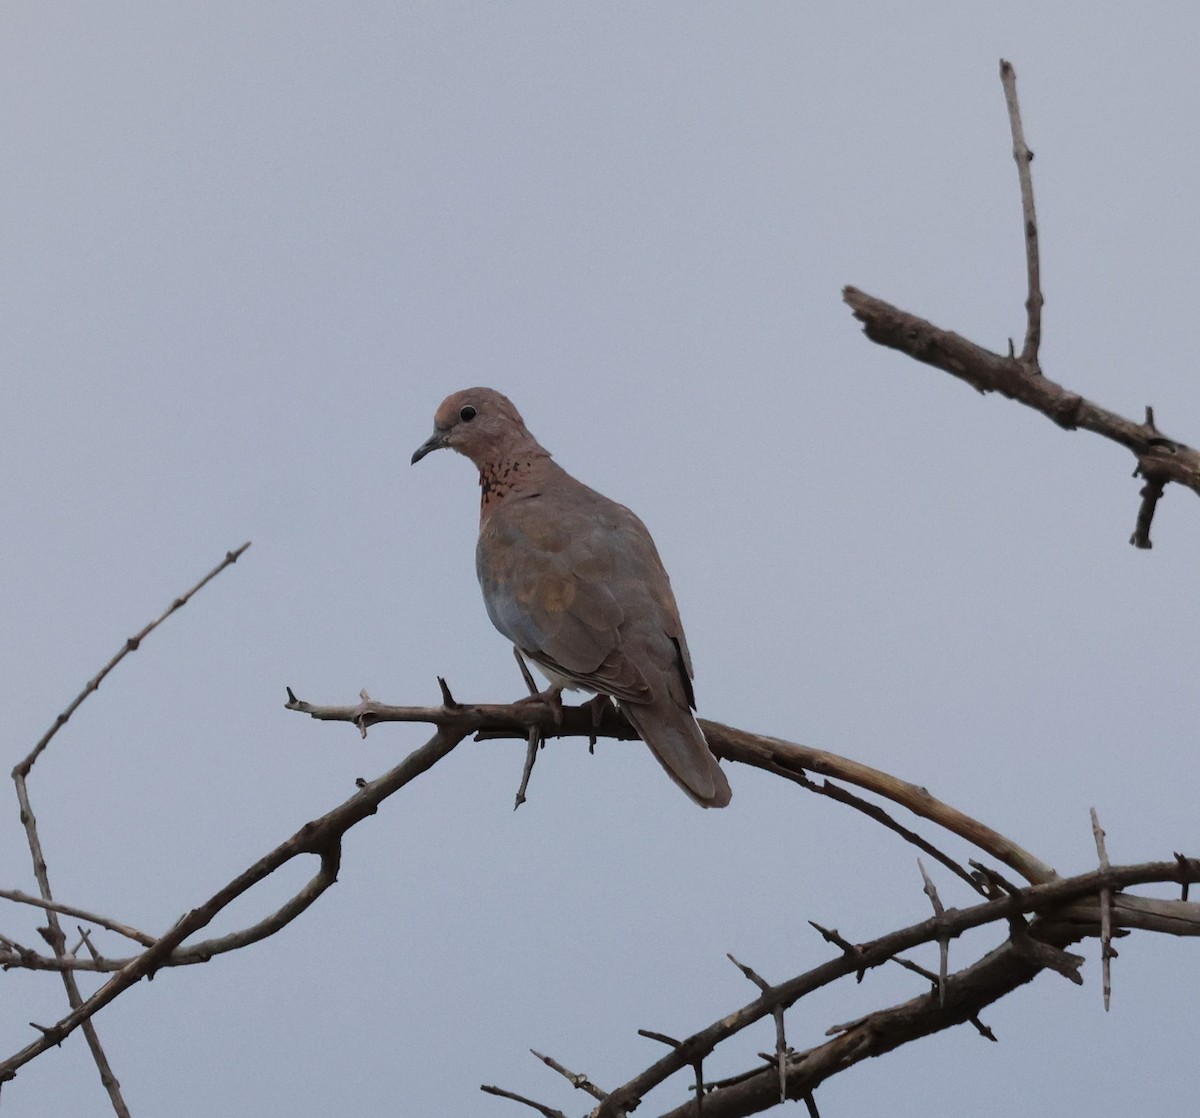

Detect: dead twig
[917,860,951,1006]
[9,541,249,1117]
[480,1084,569,1118]
[530,1049,607,1102]
[1091,807,1115,1009]
[728,955,788,1102]
[0,891,155,947]
[844,66,1200,548]
[592,859,1200,1118]
[999,59,1042,367]
[0,726,465,1081]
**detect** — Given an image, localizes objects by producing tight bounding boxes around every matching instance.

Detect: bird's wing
[477,480,691,705]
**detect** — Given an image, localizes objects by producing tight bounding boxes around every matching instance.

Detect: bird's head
[411,387,540,468]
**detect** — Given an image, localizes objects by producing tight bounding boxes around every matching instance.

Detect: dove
[412,388,732,807]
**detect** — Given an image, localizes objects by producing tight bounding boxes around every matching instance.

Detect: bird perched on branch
[411,388,732,808]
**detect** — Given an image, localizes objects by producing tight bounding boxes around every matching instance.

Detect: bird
[411,388,732,808]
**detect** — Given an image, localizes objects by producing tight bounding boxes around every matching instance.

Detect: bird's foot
[513,685,564,734]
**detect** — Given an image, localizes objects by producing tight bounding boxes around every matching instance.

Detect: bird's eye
[460,405,477,422]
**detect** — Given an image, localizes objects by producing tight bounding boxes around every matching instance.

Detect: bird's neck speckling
[478,455,544,518]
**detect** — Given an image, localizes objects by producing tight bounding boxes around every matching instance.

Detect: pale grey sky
[3,3,1199,1115]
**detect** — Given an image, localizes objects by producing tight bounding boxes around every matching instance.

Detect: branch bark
[843,61,1200,549]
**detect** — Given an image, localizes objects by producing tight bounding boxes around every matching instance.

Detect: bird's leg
[512,646,540,696]
[511,648,563,734]
[510,648,564,809]
[584,693,611,752]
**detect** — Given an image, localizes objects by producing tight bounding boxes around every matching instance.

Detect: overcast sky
[3,3,1199,1115]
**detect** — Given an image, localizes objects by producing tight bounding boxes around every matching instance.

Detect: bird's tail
[618,701,732,808]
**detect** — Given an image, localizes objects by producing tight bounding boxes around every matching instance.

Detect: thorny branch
[278,690,1200,1118]
[7,542,249,1116]
[13,657,1186,1117]
[844,62,1200,549]
[8,57,1200,1118]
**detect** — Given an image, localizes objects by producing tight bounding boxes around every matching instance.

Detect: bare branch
[917,860,950,1005]
[0,726,465,1080]
[592,858,1200,1118]
[529,1050,607,1102]
[480,1083,569,1118]
[9,541,249,1115]
[784,774,984,894]
[1091,807,1115,1009]
[286,692,1058,887]
[728,956,787,1102]
[999,59,1042,366]
[0,890,154,947]
[13,542,251,780]
[1130,475,1167,549]
[843,65,1200,549]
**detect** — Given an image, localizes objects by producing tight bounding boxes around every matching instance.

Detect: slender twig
[999,59,1042,366]
[0,890,155,947]
[808,922,866,981]
[969,860,1022,898]
[13,542,251,779]
[74,927,102,964]
[917,860,950,1005]
[638,1030,708,1116]
[778,772,984,894]
[9,542,248,1117]
[1130,474,1166,549]
[479,1084,569,1118]
[529,1049,607,1101]
[728,955,788,1102]
[638,1029,683,1047]
[890,954,938,984]
[1091,807,1115,1010]
[969,1015,998,1043]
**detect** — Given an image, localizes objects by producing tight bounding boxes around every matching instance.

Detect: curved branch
[0,726,466,1080]
[702,723,1057,885]
[285,691,1057,886]
[589,858,1200,1118]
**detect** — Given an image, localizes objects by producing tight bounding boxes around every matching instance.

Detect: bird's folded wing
[477,489,674,702]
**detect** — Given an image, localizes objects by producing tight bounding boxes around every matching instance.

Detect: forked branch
[844,62,1200,547]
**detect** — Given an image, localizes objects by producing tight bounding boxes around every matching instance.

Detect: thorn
[1174,852,1193,901]
[638,1028,682,1047]
[437,676,459,708]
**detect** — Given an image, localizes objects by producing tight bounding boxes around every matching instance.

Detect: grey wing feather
[476,481,675,701]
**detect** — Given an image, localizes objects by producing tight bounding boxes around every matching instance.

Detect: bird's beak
[411,428,448,465]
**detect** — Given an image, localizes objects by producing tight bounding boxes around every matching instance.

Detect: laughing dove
[412,388,732,808]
